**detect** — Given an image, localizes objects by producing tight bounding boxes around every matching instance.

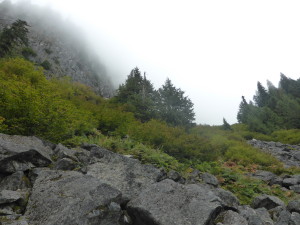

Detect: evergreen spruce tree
[115,68,157,122]
[253,82,269,107]
[222,118,232,130]
[157,78,195,127]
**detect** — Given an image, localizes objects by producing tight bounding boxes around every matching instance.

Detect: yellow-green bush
[0,58,95,142]
[271,129,300,144]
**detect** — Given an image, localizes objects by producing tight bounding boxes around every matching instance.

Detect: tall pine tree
[157,78,195,127]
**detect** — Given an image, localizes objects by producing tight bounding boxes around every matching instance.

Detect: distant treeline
[237,74,300,134]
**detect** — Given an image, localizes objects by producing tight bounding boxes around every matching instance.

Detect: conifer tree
[0,19,29,57]
[253,82,269,107]
[157,78,195,127]
[115,67,157,122]
[222,118,232,130]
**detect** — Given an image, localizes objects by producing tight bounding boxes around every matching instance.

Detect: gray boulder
[287,200,300,214]
[25,170,123,225]
[290,212,300,225]
[0,190,22,205]
[220,210,248,225]
[201,172,219,187]
[0,149,52,174]
[0,133,53,174]
[275,210,291,225]
[127,179,222,225]
[282,178,298,188]
[252,195,285,210]
[252,170,277,183]
[86,146,163,201]
[0,171,31,191]
[255,207,274,225]
[54,158,77,171]
[213,188,240,210]
[0,133,53,161]
[53,143,78,162]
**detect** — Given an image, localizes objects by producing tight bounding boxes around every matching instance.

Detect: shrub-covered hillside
[1,19,300,205]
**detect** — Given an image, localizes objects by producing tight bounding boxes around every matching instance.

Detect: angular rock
[0,190,21,204]
[252,170,277,183]
[282,178,298,188]
[53,143,78,162]
[0,149,52,174]
[127,179,222,225]
[25,170,123,225]
[0,171,31,191]
[0,133,53,161]
[167,170,181,182]
[269,206,285,222]
[54,158,77,171]
[275,210,291,225]
[86,146,163,200]
[290,212,300,225]
[213,188,240,210]
[290,185,300,193]
[201,172,219,187]
[221,210,248,225]
[252,195,285,210]
[287,200,300,214]
[255,207,274,225]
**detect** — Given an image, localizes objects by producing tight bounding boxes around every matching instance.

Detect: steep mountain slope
[0,0,114,97]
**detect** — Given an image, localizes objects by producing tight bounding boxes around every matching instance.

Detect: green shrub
[40,60,51,70]
[21,47,37,58]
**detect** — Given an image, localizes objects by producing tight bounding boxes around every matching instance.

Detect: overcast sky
[9,0,300,125]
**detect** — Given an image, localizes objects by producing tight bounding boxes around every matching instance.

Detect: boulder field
[0,133,300,225]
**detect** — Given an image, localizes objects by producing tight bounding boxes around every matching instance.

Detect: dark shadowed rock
[252,195,285,210]
[0,149,52,174]
[86,146,163,201]
[54,158,77,171]
[287,200,300,214]
[0,171,31,191]
[127,179,222,225]
[25,170,123,225]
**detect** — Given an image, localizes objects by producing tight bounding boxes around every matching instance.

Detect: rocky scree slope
[248,139,300,197]
[1,133,300,225]
[0,1,114,97]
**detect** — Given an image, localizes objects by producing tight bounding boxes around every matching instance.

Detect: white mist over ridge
[4,0,300,125]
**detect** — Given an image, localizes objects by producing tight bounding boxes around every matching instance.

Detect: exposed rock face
[0,133,297,225]
[248,139,300,168]
[252,195,285,210]
[25,170,123,225]
[0,1,114,97]
[127,179,222,225]
[85,145,163,201]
